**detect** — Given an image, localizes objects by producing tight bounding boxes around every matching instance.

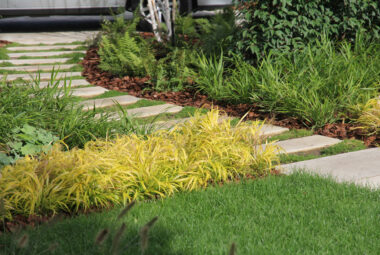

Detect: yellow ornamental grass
[354,98,380,135]
[0,110,281,219]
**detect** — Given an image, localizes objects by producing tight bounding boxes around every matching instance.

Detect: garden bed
[81,46,379,146]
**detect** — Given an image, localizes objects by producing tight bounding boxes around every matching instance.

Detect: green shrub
[0,110,280,219]
[235,0,380,61]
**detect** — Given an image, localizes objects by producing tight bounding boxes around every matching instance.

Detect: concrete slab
[80,95,141,111]
[260,124,289,137]
[267,135,341,154]
[0,31,99,45]
[8,51,85,59]
[39,79,91,88]
[1,72,82,81]
[0,64,76,72]
[6,45,84,52]
[65,87,109,98]
[281,148,380,188]
[99,104,183,120]
[127,104,183,118]
[0,58,70,65]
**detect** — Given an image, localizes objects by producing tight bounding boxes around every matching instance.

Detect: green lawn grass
[1,173,379,254]
[279,139,367,164]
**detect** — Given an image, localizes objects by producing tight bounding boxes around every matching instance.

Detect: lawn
[1,173,379,255]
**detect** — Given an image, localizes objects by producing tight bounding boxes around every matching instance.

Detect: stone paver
[7,45,84,51]
[39,79,91,88]
[126,104,183,118]
[261,135,341,154]
[0,31,98,45]
[0,64,76,72]
[0,58,70,65]
[65,87,109,98]
[1,72,82,82]
[281,148,380,188]
[99,104,183,120]
[8,51,86,59]
[260,124,289,137]
[80,95,141,111]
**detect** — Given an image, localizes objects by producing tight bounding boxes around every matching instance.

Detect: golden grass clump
[0,110,280,219]
[354,98,380,135]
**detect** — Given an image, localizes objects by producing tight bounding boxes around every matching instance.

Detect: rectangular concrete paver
[0,31,98,45]
[270,135,341,154]
[1,72,82,81]
[281,148,380,188]
[0,58,70,65]
[67,87,109,98]
[8,51,86,59]
[0,64,76,72]
[127,104,183,118]
[39,79,91,88]
[260,124,289,137]
[7,45,84,51]
[80,95,141,111]
[99,104,183,120]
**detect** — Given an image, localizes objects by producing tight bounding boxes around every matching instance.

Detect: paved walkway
[1,31,379,189]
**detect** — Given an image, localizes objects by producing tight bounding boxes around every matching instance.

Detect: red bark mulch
[0,40,11,48]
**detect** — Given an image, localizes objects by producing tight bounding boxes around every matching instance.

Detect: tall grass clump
[0,110,280,219]
[196,35,380,128]
[353,98,380,136]
[0,76,144,151]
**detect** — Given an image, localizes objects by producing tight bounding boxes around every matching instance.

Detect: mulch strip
[0,40,12,48]
[81,46,379,147]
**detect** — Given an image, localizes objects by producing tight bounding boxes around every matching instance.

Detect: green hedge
[235,0,380,61]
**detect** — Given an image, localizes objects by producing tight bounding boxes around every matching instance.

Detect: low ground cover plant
[0,110,280,220]
[2,173,379,254]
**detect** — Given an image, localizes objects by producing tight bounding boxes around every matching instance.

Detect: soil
[81,46,379,147]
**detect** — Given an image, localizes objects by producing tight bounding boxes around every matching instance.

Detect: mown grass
[268,129,314,142]
[279,139,367,164]
[0,65,83,75]
[16,52,85,60]
[1,173,379,254]
[0,47,9,60]
[5,46,87,53]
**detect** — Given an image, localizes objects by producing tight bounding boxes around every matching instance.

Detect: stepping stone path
[1,31,378,189]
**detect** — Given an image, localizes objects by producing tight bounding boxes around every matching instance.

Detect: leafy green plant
[1,124,59,165]
[234,0,380,61]
[150,48,197,91]
[99,31,155,77]
[0,110,280,219]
